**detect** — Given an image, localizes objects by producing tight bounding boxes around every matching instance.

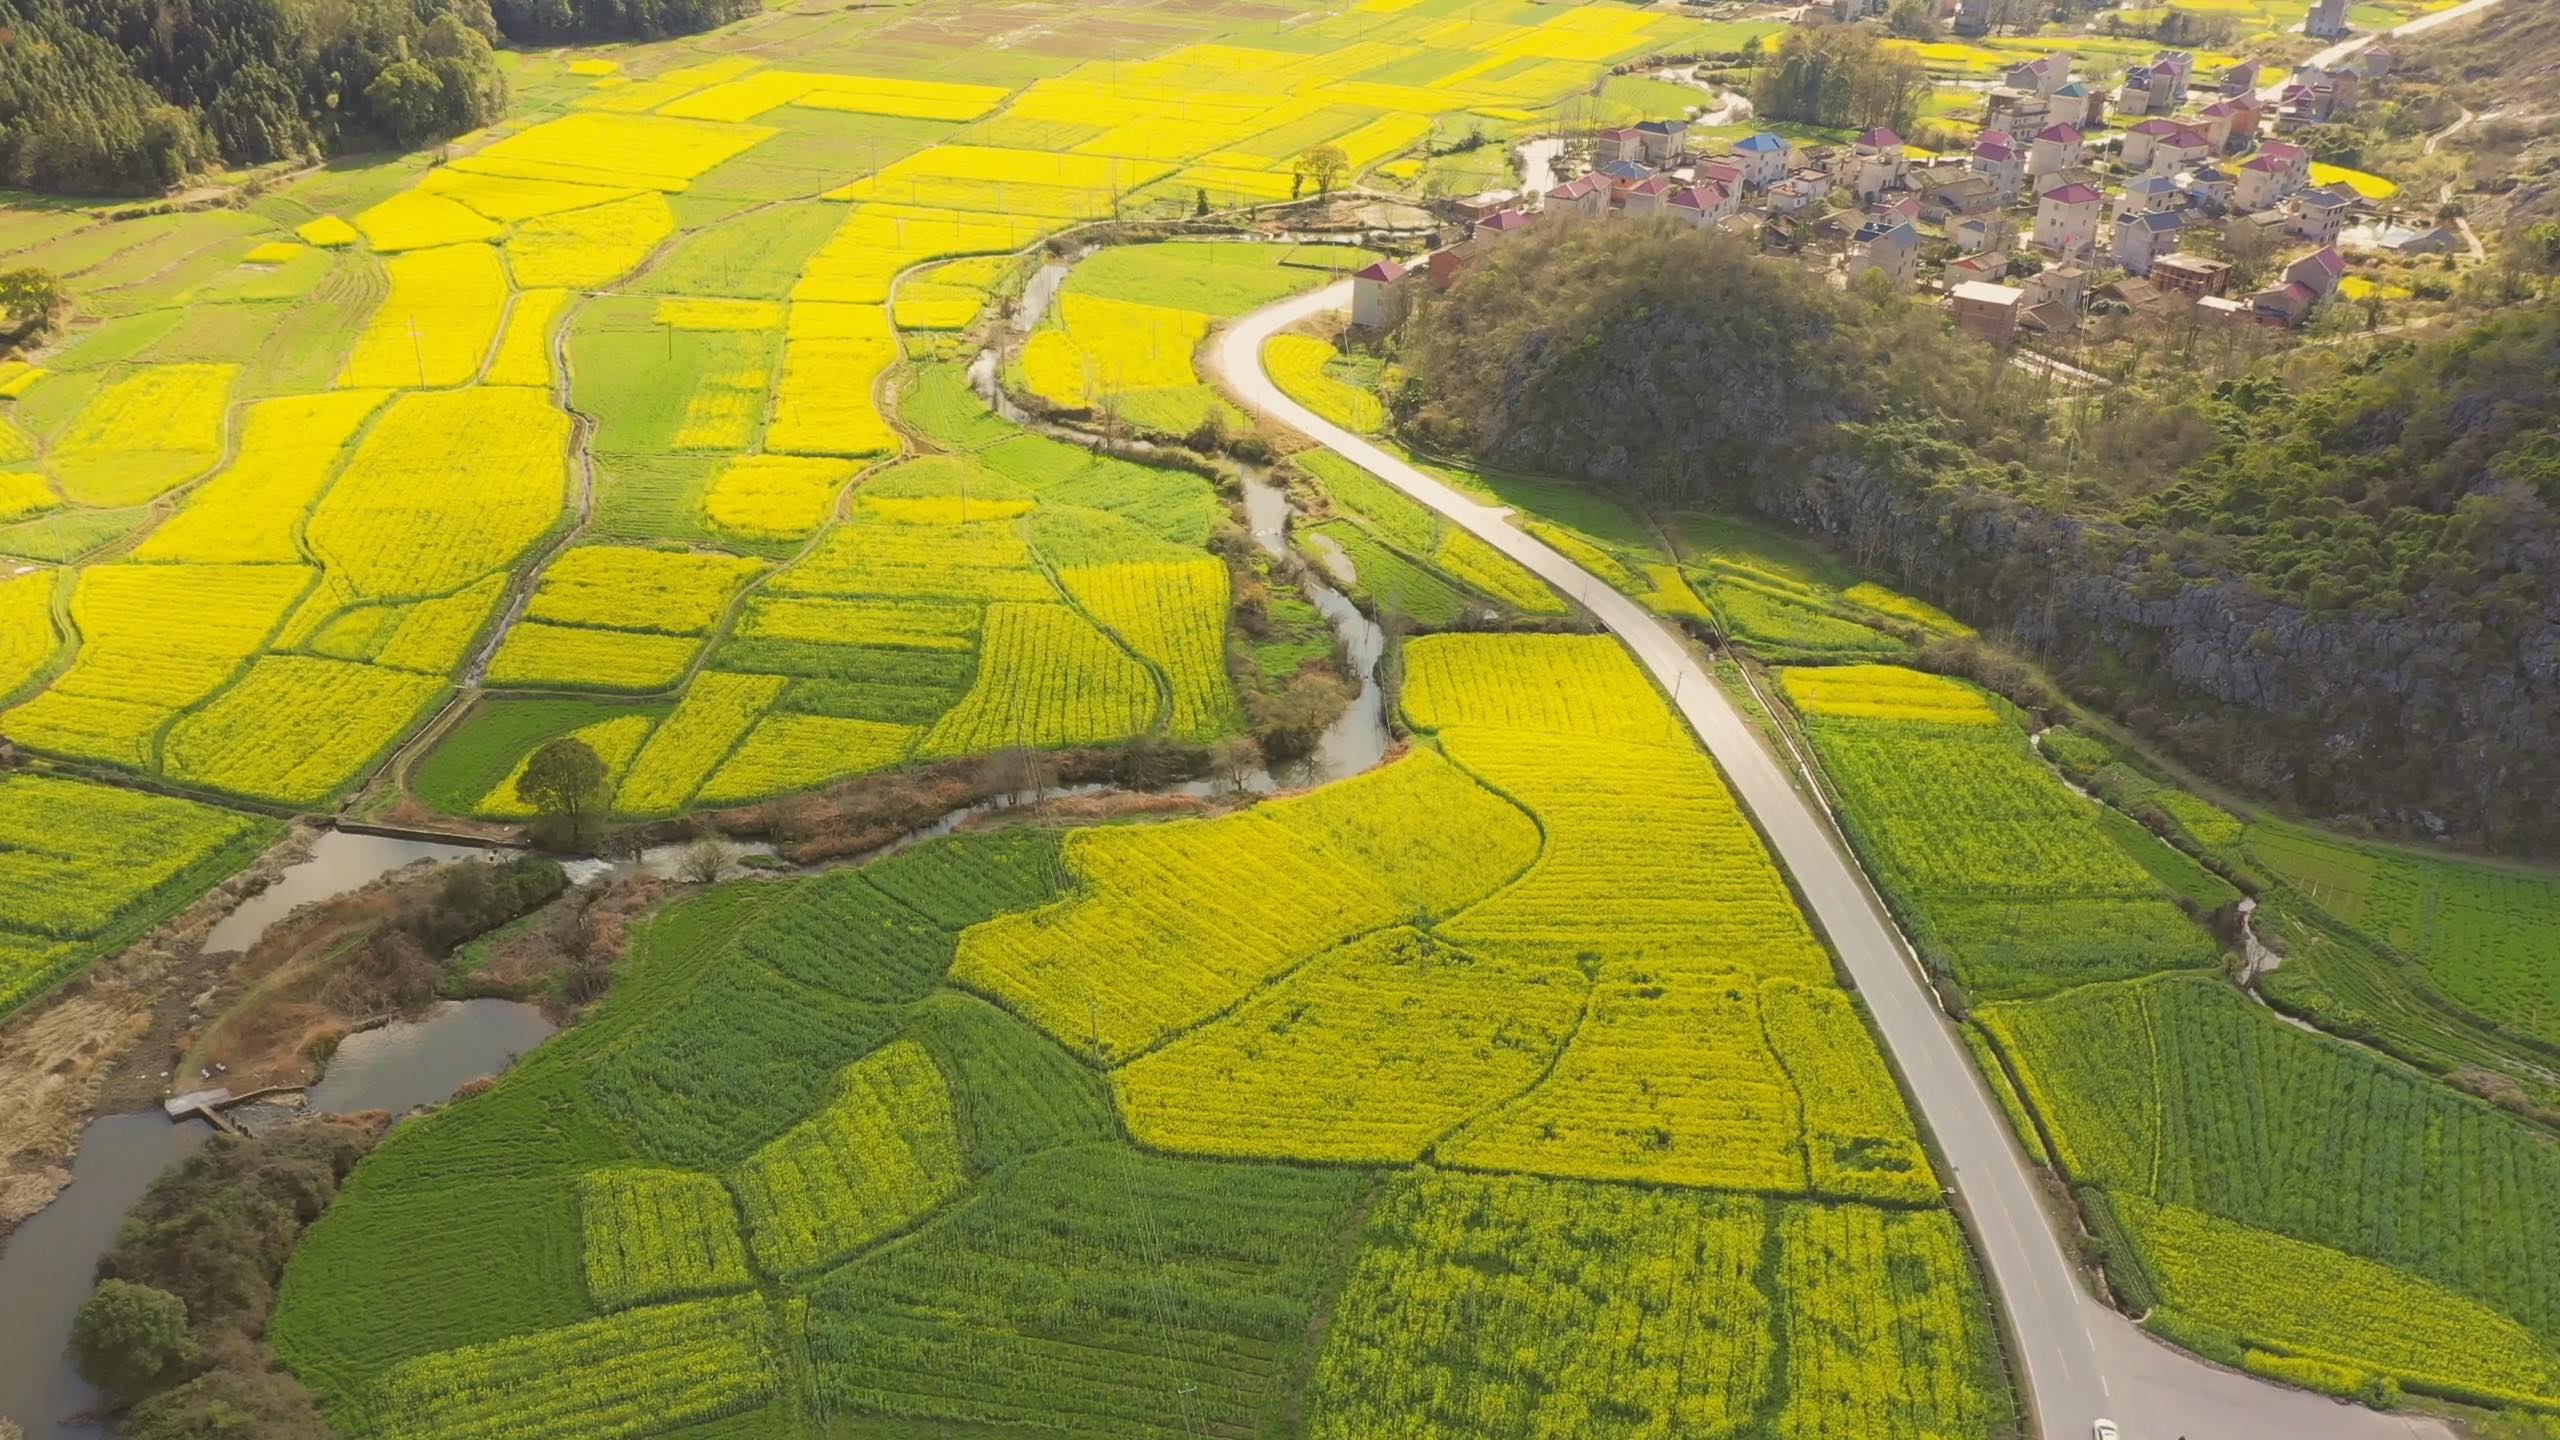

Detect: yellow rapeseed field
[339,244,509,389]
[307,388,570,599]
[135,391,388,564]
[48,364,237,507]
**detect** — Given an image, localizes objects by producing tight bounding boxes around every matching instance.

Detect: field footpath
[1212,281,2456,1440]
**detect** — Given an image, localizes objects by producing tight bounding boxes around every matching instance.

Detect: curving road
[1210,282,2455,1440]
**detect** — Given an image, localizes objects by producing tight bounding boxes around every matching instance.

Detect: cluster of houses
[1353,38,2434,345]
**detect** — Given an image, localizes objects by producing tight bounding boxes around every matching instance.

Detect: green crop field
[1781,665,2224,1000]
[10,0,2550,1428]
[1780,664,2560,1404]
[266,634,2014,1439]
[2245,821,2560,1060]
[5,0,1640,1002]
[1981,975,2560,1407]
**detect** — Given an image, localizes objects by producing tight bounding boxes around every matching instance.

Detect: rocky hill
[1399,224,2560,852]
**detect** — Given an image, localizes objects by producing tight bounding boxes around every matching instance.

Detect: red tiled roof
[1478,209,1532,232]
[2042,182,2103,205]
[2261,140,2305,159]
[2131,118,2180,136]
[2298,245,2345,275]
[1857,127,1904,149]
[1974,134,2020,156]
[1352,260,1405,283]
[2034,124,2081,143]
[2239,153,2283,172]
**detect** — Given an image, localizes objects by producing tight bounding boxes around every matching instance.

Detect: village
[1352,13,2449,354]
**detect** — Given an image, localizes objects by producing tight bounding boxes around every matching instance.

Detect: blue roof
[1635,119,1684,135]
[1736,133,1788,152]
[2055,81,2087,95]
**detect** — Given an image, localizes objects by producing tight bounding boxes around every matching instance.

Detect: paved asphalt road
[1211,284,2458,1440]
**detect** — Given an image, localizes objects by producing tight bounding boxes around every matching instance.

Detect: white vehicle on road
[2095,1422,2119,1440]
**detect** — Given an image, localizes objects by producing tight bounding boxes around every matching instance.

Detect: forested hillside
[1399,225,2560,852]
[0,0,750,194]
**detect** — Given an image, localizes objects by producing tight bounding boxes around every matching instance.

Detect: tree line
[0,0,755,195]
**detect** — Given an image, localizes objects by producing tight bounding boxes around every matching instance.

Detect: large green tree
[71,1280,190,1401]
[516,736,608,850]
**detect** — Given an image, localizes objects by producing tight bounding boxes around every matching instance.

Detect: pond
[0,831,559,1440]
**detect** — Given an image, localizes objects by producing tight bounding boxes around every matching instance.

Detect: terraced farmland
[0,0,1761,1015]
[265,633,2011,1439]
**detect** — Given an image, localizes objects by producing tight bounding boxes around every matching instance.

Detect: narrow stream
[0,501,1380,1439]
[1241,469,1390,785]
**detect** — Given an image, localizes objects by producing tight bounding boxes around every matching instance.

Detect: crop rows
[576,1169,753,1311]
[524,546,763,635]
[700,456,851,541]
[2247,821,2560,1054]
[805,1146,1364,1437]
[507,193,675,290]
[953,745,1536,1061]
[0,570,51,697]
[695,713,918,805]
[1760,980,1937,1204]
[134,391,388,564]
[368,1294,782,1440]
[915,602,1154,758]
[772,515,1051,603]
[764,303,896,457]
[614,671,788,813]
[1116,928,1584,1164]
[1054,558,1238,739]
[487,623,700,693]
[1984,974,2560,1359]
[2113,1194,2560,1404]
[1442,965,1812,1192]
[164,655,443,804]
[341,244,506,388]
[47,363,235,506]
[728,1040,967,1275]
[1307,1171,2001,1440]
[1784,663,2221,999]
[308,388,571,600]
[0,772,275,1014]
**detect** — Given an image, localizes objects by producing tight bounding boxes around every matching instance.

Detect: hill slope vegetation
[1399,225,2560,853]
